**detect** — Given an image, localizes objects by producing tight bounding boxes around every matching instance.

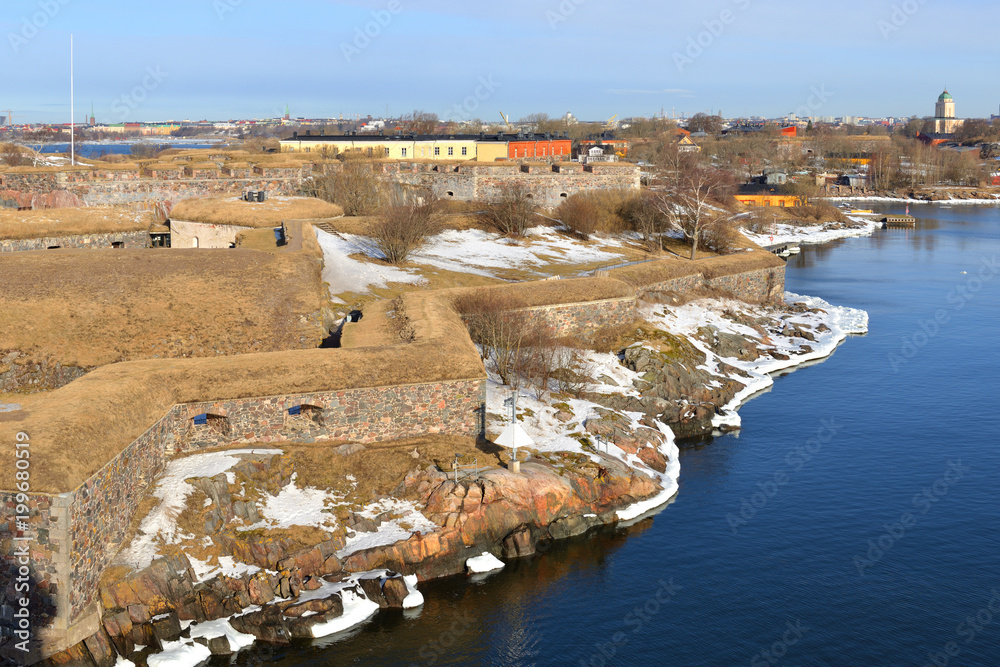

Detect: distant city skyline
[3,0,998,125]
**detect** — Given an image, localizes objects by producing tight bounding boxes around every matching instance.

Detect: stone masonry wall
[60,378,485,624]
[388,164,640,207]
[0,231,149,254]
[0,491,63,636]
[707,266,785,303]
[0,170,303,210]
[640,266,786,304]
[174,380,486,453]
[0,351,90,393]
[520,298,638,337]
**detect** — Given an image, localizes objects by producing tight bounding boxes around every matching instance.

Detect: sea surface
[230,204,1000,667]
[27,141,225,158]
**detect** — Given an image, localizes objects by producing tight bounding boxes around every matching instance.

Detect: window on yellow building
[462,147,467,156]
[401,148,407,157]
[448,147,454,156]
[434,147,440,156]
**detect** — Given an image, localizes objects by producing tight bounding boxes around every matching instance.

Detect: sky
[1,0,998,125]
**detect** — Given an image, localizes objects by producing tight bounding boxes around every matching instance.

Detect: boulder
[102,611,134,657]
[82,629,118,667]
[206,635,233,655]
[501,526,535,559]
[358,577,387,608]
[382,577,409,608]
[150,612,182,643]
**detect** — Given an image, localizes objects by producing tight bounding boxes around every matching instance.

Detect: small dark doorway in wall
[320,310,363,349]
[111,241,124,248]
[47,245,61,250]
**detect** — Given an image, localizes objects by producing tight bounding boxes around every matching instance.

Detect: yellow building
[281,134,487,161]
[473,141,508,162]
[735,194,807,208]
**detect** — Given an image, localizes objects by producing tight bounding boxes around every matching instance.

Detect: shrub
[130,143,171,159]
[558,193,600,239]
[385,296,415,343]
[0,143,34,167]
[326,162,384,216]
[619,192,672,251]
[557,190,632,239]
[481,182,535,237]
[698,220,746,255]
[370,199,438,265]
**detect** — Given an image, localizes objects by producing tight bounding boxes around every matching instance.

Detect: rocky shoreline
[826,191,1000,204]
[40,292,867,667]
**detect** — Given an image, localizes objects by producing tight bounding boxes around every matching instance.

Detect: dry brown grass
[286,435,493,501]
[0,224,784,496]
[0,273,486,493]
[325,211,492,236]
[0,207,154,241]
[444,276,635,310]
[0,248,327,368]
[169,196,343,227]
[0,165,93,174]
[608,249,780,287]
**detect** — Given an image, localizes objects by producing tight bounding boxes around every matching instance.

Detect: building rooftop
[282,132,571,143]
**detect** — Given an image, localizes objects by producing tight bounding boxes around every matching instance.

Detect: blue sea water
[231,204,1000,667]
[27,142,224,158]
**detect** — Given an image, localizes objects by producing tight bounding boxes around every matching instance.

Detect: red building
[506,134,572,159]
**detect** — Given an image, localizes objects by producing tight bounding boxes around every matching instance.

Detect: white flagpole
[70,34,74,166]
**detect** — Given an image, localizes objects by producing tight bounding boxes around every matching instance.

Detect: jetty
[883,214,916,228]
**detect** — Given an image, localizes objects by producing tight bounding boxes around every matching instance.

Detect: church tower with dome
[932,89,963,134]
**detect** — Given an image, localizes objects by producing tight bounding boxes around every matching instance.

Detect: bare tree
[676,167,736,259]
[370,198,438,264]
[648,167,736,259]
[621,192,674,252]
[332,161,384,216]
[481,182,536,237]
[404,110,439,135]
[454,289,531,387]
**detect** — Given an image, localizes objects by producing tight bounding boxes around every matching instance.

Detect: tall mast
[70,34,74,165]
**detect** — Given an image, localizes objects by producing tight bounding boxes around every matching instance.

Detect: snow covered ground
[741,216,881,247]
[336,497,439,559]
[314,229,425,298]
[314,226,625,298]
[484,292,867,522]
[115,449,284,571]
[643,294,868,431]
[410,226,622,277]
[826,195,1000,204]
[118,448,439,583]
[484,345,682,522]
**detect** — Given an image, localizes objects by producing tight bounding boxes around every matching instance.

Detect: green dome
[939,91,953,101]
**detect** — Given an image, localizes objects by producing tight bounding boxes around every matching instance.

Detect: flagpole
[70,34,74,166]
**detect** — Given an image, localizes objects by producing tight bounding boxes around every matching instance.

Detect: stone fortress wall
[0,159,640,213]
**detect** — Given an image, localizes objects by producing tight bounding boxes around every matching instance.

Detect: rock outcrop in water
[47,445,665,665]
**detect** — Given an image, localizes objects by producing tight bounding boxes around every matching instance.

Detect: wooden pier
[883,215,916,228]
